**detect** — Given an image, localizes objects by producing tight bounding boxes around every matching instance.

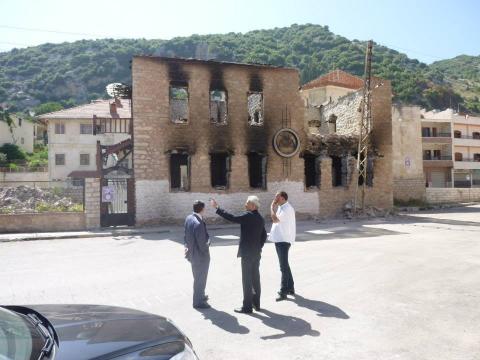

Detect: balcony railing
[422,133,452,137]
[423,156,452,160]
[454,135,480,140]
[455,158,480,162]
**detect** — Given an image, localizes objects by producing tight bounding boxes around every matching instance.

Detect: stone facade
[133,59,394,224]
[132,57,318,224]
[392,105,426,202]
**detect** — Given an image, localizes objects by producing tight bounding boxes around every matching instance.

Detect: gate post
[85,177,101,229]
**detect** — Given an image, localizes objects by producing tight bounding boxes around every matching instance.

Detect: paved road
[1,206,480,359]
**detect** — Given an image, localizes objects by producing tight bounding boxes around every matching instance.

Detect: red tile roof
[301,70,364,90]
[37,99,131,120]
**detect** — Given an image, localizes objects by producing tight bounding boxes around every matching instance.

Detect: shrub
[0,143,26,161]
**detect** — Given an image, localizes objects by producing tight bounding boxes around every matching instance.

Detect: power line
[0,24,107,38]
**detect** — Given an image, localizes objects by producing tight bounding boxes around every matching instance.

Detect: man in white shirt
[269,191,296,301]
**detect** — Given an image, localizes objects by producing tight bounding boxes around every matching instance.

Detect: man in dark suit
[184,200,211,309]
[210,196,267,314]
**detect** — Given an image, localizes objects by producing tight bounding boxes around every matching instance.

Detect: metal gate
[100,178,135,227]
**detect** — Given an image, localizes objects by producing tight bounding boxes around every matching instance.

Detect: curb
[0,229,171,243]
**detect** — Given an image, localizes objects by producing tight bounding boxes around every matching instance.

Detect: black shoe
[234,307,252,314]
[193,302,211,309]
[253,304,261,311]
[287,290,295,296]
[276,293,287,302]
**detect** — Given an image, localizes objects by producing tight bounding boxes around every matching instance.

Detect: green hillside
[0,24,478,113]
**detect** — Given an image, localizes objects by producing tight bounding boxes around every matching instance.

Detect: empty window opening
[328,114,337,133]
[473,132,480,139]
[210,90,228,124]
[421,127,431,137]
[170,153,190,191]
[455,152,463,161]
[474,154,480,162]
[247,92,264,125]
[248,152,267,189]
[80,154,90,166]
[331,156,344,187]
[454,130,462,138]
[304,154,321,189]
[210,153,230,189]
[170,85,189,123]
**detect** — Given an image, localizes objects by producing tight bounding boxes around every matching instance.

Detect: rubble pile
[343,200,395,219]
[0,185,80,213]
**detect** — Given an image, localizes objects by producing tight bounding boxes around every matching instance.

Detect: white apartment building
[421,109,480,188]
[38,99,131,180]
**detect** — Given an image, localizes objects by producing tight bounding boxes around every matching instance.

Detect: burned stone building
[132,58,393,224]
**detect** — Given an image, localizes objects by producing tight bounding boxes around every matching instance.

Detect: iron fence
[0,179,85,214]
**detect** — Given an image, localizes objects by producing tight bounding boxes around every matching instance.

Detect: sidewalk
[0,222,245,243]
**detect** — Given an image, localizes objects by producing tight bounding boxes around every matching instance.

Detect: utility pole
[354,40,373,213]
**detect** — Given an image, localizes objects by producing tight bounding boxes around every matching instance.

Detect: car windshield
[0,307,44,360]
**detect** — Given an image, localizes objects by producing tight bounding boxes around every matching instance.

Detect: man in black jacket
[210,196,267,314]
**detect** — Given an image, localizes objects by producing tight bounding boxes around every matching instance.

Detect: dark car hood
[25,304,187,360]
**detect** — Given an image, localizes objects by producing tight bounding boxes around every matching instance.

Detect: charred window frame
[248,152,267,189]
[304,153,321,189]
[210,152,231,189]
[331,156,344,187]
[169,83,189,124]
[170,152,190,191]
[210,90,228,125]
[247,92,264,126]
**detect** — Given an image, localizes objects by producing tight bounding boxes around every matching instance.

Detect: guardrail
[422,133,452,137]
[423,156,453,160]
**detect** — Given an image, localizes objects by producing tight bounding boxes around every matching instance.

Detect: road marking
[306,229,333,235]
[214,235,240,240]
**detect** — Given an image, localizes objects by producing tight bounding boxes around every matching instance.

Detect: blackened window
[328,114,337,133]
[211,153,230,189]
[304,154,321,188]
[247,92,263,125]
[454,130,462,138]
[170,85,189,123]
[331,156,343,187]
[248,152,267,189]
[170,153,190,191]
[210,90,227,124]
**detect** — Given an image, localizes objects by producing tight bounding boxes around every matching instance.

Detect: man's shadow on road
[250,309,320,340]
[197,307,249,334]
[289,294,350,319]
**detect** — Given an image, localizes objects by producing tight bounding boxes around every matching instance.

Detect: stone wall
[426,188,480,204]
[0,171,49,183]
[320,91,362,136]
[0,212,85,233]
[392,105,426,201]
[84,177,100,229]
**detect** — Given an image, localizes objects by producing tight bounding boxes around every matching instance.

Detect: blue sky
[1,0,478,63]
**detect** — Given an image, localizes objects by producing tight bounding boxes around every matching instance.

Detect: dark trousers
[275,242,294,294]
[241,255,261,311]
[191,257,210,306]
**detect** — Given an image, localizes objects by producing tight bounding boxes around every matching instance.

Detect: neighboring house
[37,99,131,180]
[0,116,35,153]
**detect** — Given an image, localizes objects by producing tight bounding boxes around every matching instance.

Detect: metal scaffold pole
[354,40,373,213]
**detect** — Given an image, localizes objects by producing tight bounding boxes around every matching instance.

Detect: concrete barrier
[0,212,86,233]
[426,188,480,204]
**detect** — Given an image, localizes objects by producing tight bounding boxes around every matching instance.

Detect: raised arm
[216,207,248,224]
[271,200,280,223]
